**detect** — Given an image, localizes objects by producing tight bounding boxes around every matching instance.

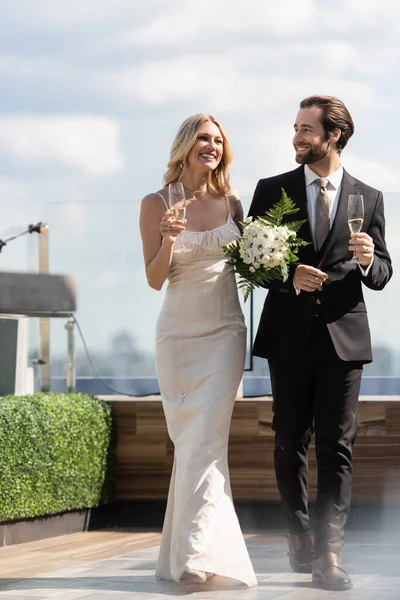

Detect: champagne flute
[348,194,364,262]
[168,182,190,253]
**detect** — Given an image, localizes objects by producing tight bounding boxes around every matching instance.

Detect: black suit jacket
[248,165,392,363]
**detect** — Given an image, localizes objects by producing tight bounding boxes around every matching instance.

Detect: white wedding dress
[154,194,257,587]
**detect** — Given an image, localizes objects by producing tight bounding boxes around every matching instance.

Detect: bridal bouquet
[223,188,309,302]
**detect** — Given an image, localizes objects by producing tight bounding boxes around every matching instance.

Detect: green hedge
[0,392,114,522]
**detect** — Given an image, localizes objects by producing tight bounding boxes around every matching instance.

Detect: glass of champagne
[168,182,190,253]
[348,194,364,262]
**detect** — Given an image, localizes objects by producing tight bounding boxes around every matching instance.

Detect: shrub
[0,392,114,521]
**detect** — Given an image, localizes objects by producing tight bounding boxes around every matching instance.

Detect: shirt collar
[304,164,343,190]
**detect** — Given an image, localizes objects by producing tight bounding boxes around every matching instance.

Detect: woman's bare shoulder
[141,188,168,209]
[228,188,241,201]
[227,189,243,217]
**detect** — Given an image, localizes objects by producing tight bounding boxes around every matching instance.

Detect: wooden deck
[0,530,161,579]
[1,528,400,599]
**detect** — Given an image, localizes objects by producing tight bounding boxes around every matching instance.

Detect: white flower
[231,215,297,278]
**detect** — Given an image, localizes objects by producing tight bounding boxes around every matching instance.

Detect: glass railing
[1,193,398,396]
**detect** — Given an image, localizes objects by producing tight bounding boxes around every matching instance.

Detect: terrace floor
[1,528,399,599]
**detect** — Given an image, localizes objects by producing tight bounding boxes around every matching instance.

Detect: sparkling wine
[348,218,363,233]
[168,182,190,252]
[174,207,186,221]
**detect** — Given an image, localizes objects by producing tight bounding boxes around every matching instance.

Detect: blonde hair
[163,114,233,195]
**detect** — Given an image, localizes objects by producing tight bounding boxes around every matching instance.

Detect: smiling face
[293,106,339,165]
[186,120,224,174]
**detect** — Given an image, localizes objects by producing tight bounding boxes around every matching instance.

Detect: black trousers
[268,317,363,558]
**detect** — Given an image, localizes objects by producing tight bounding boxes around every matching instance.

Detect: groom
[248,95,392,591]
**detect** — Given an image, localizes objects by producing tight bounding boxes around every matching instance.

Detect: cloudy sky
[1,0,399,366]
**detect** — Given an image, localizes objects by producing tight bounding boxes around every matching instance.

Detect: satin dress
[154,195,257,587]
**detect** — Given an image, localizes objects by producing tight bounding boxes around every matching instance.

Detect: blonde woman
[140,114,257,587]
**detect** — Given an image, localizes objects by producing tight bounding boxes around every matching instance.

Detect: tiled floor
[0,530,399,599]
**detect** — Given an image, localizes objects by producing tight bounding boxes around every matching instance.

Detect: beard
[295,141,330,165]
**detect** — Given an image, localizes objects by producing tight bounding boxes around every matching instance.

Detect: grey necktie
[314,178,330,251]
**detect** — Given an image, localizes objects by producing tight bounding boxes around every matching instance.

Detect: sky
[0,0,399,363]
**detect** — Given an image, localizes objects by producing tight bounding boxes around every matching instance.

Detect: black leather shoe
[312,552,353,591]
[287,532,315,573]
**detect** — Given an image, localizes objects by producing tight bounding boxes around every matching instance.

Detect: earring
[179,159,184,169]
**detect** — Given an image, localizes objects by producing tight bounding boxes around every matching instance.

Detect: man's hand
[294,264,329,292]
[349,232,374,267]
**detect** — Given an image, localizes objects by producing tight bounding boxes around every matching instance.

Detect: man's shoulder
[257,166,304,188]
[344,170,382,197]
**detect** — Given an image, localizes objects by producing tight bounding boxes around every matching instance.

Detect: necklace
[182,184,207,197]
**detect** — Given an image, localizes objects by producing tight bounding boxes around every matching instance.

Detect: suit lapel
[317,169,360,263]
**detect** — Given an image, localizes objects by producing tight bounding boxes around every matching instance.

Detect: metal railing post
[65,317,76,393]
[244,291,254,372]
[38,227,50,391]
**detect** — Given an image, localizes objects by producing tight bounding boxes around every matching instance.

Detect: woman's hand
[159,209,186,244]
[140,194,187,290]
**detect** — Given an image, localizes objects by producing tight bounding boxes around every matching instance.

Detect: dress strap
[225,194,231,219]
[154,191,169,210]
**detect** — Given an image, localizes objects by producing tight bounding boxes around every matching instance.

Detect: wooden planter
[105,397,400,503]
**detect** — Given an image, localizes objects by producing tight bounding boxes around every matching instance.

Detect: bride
[139,114,257,587]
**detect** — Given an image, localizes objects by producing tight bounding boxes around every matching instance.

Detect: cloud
[327,0,400,31]
[0,115,125,177]
[103,54,378,112]
[122,0,316,47]
[343,155,400,192]
[0,54,72,77]
[103,55,235,108]
[0,0,149,30]
[0,177,28,201]
[0,0,396,116]
[107,0,399,51]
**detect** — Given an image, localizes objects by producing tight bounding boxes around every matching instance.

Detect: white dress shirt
[304,164,343,237]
